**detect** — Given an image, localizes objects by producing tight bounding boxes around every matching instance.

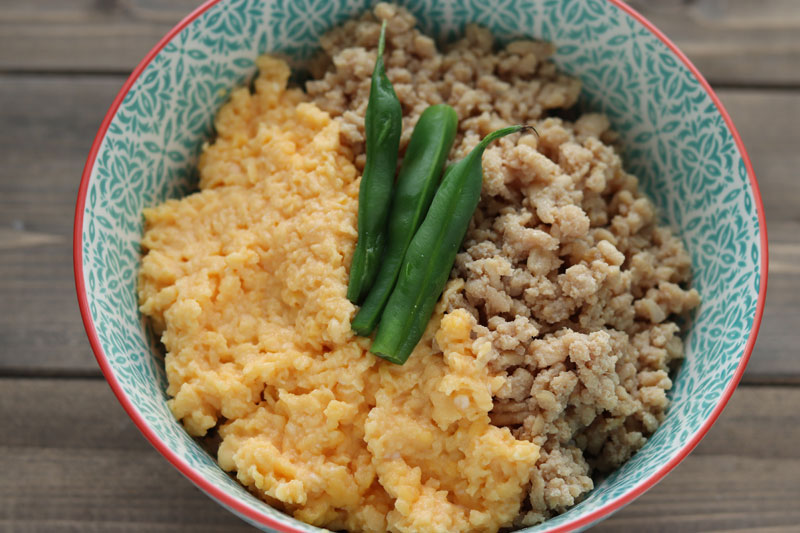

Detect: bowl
[73,0,768,531]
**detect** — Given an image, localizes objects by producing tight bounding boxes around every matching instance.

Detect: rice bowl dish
[137,5,701,531]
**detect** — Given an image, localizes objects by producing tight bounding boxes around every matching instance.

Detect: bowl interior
[77,1,764,531]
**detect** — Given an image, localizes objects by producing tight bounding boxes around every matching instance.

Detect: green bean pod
[346,21,403,304]
[351,104,458,335]
[371,125,532,364]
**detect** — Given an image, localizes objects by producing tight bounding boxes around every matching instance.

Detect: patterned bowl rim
[73,0,769,531]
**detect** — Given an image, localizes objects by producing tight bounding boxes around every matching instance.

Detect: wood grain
[0,75,123,375]
[627,0,800,86]
[1,0,798,86]
[0,76,794,379]
[2,379,798,532]
[1,378,254,532]
[1,2,798,532]
[0,0,200,73]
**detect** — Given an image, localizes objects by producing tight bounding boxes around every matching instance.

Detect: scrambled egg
[138,56,539,533]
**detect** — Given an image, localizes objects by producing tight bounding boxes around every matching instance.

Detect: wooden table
[1,1,797,531]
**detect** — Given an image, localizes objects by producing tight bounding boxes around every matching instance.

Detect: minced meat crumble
[306,3,700,525]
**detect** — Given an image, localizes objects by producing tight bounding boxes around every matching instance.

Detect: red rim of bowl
[73,0,769,531]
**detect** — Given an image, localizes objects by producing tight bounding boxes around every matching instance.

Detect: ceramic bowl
[74,1,767,531]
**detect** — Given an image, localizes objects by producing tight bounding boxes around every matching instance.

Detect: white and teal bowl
[74,1,768,531]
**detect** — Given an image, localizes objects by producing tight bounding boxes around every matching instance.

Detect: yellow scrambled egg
[138,56,539,533]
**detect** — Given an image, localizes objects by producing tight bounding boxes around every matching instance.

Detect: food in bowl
[137,4,700,532]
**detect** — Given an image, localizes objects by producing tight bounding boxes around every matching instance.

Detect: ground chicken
[307,3,700,524]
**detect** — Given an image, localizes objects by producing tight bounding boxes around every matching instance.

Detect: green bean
[346,21,403,304]
[351,104,458,335]
[371,125,533,364]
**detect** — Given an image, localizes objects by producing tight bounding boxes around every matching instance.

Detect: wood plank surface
[0,76,794,379]
[1,1,799,86]
[2,379,798,532]
[626,0,800,86]
[0,0,201,73]
[0,75,123,375]
[1,377,254,532]
[1,1,798,530]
